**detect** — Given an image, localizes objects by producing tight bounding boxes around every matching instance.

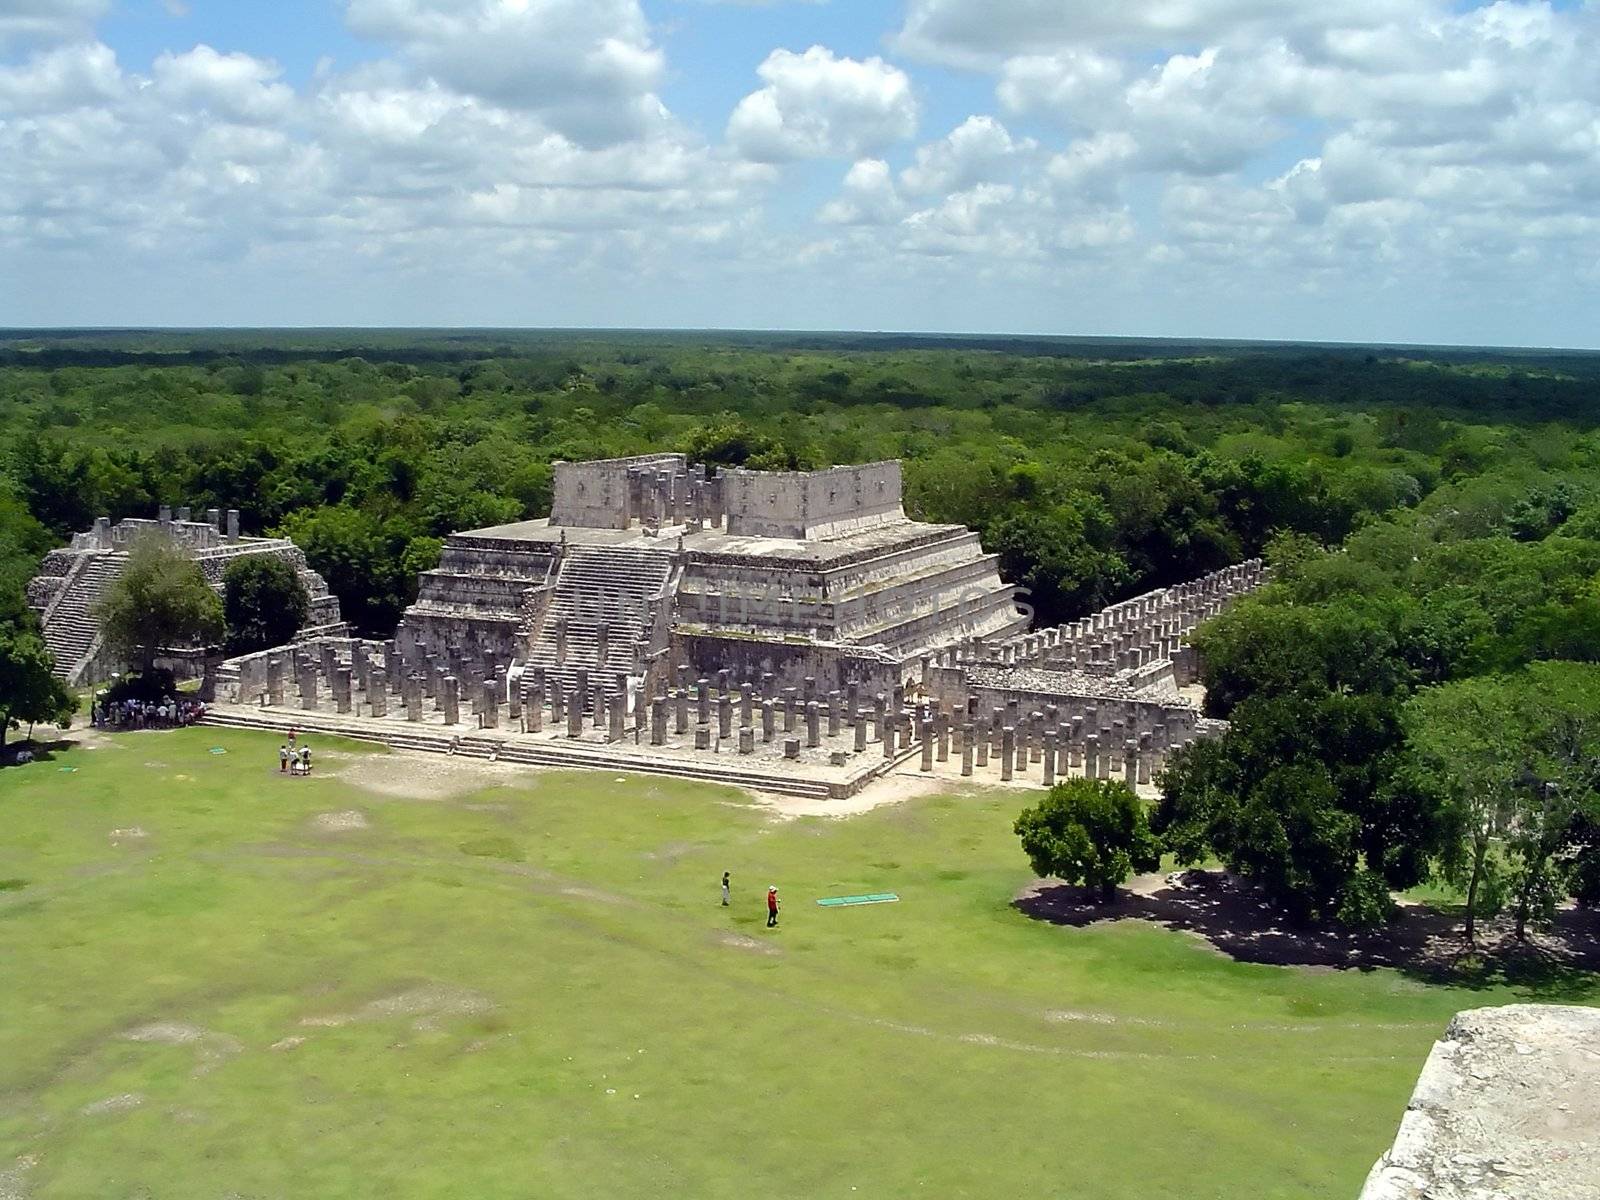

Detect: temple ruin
[27,508,342,686]
[203,455,1265,797]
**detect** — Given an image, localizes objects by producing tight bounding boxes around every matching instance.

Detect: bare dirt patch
[300,984,493,1032]
[80,1093,143,1117]
[311,810,370,832]
[0,1155,38,1200]
[1017,869,1600,980]
[327,750,540,801]
[120,1022,243,1075]
[717,932,778,955]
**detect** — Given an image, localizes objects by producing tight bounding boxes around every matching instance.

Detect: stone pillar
[853,714,867,753]
[406,679,423,723]
[761,701,775,743]
[718,694,732,739]
[1085,735,1100,780]
[507,677,521,723]
[674,687,689,734]
[440,678,460,726]
[975,730,989,768]
[554,619,568,665]
[299,667,319,711]
[882,718,897,759]
[920,722,935,772]
[651,697,667,746]
[694,726,711,751]
[739,727,755,755]
[1042,736,1057,787]
[828,693,841,738]
[783,689,798,733]
[784,738,800,761]
[551,683,566,727]
[806,701,821,748]
[266,657,284,706]
[740,684,754,728]
[321,643,338,681]
[936,715,950,763]
[226,509,241,541]
[334,667,352,714]
[368,669,388,718]
[482,680,500,729]
[610,693,626,743]
[596,622,610,671]
[961,725,974,776]
[1001,728,1015,782]
[697,679,711,727]
[593,681,606,730]
[1125,739,1138,788]
[1138,732,1153,786]
[567,702,582,739]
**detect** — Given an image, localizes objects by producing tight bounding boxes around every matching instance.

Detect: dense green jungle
[4,329,1600,940]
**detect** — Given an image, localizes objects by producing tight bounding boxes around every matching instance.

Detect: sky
[1,0,1598,347]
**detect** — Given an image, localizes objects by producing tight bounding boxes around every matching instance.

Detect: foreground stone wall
[1361,1004,1600,1199]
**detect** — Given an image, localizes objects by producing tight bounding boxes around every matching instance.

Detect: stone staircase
[41,552,123,684]
[198,705,864,799]
[526,545,676,711]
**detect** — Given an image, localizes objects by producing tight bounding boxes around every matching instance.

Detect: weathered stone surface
[1361,1005,1600,1200]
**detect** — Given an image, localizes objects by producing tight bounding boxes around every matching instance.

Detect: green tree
[94,535,224,675]
[1014,779,1163,904]
[222,555,309,656]
[0,614,75,750]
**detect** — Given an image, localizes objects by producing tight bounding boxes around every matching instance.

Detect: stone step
[198,707,841,798]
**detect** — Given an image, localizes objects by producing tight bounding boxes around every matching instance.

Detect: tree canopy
[222,555,309,656]
[1015,779,1162,903]
[94,535,224,675]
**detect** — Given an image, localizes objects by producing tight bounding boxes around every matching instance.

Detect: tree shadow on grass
[0,737,79,769]
[1016,871,1600,999]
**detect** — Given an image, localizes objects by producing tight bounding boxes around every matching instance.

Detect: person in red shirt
[766,886,779,928]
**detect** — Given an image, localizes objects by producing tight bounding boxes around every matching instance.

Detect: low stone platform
[200,703,917,800]
[1361,1004,1600,1199]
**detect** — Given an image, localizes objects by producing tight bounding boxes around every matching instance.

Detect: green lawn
[1,729,1591,1199]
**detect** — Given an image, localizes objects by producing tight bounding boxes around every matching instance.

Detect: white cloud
[900,115,1032,194]
[152,46,295,124]
[343,0,668,146]
[0,0,108,51]
[726,46,917,162]
[818,159,903,226]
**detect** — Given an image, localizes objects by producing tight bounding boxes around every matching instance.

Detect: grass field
[2,728,1593,1199]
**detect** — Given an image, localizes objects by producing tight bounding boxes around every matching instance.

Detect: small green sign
[816,893,899,908]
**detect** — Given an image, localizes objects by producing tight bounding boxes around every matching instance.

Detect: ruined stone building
[203,455,1265,798]
[397,453,1028,706]
[27,508,341,685]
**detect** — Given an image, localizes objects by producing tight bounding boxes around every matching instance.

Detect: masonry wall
[671,632,901,696]
[549,454,684,529]
[721,462,904,539]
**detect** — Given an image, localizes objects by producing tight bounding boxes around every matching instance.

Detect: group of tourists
[278,730,314,776]
[91,696,207,730]
[721,871,782,927]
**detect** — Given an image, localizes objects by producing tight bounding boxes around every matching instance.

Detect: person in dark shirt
[721,871,731,907]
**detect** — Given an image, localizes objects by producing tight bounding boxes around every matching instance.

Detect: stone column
[266,656,285,707]
[1042,735,1056,787]
[853,713,867,753]
[369,669,388,717]
[1124,739,1138,788]
[783,689,798,733]
[738,727,755,755]
[961,725,974,777]
[920,722,935,772]
[334,666,353,714]
[406,679,423,723]
[975,730,989,768]
[554,619,568,665]
[718,694,732,739]
[567,702,582,739]
[651,697,667,746]
[828,693,841,738]
[1137,732,1153,786]
[697,679,711,727]
[784,738,801,760]
[507,677,521,723]
[805,701,821,748]
[936,714,950,763]
[882,718,897,759]
[609,693,626,743]
[481,681,500,729]
[1001,728,1015,782]
[1085,735,1100,780]
[761,701,775,743]
[551,683,565,727]
[299,667,319,711]
[740,684,754,729]
[675,688,689,734]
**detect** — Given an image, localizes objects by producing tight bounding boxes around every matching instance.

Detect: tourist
[300,745,312,776]
[766,885,779,928]
[721,871,731,907]
[279,744,289,773]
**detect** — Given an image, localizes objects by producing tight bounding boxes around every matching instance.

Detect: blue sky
[2,1,1598,347]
